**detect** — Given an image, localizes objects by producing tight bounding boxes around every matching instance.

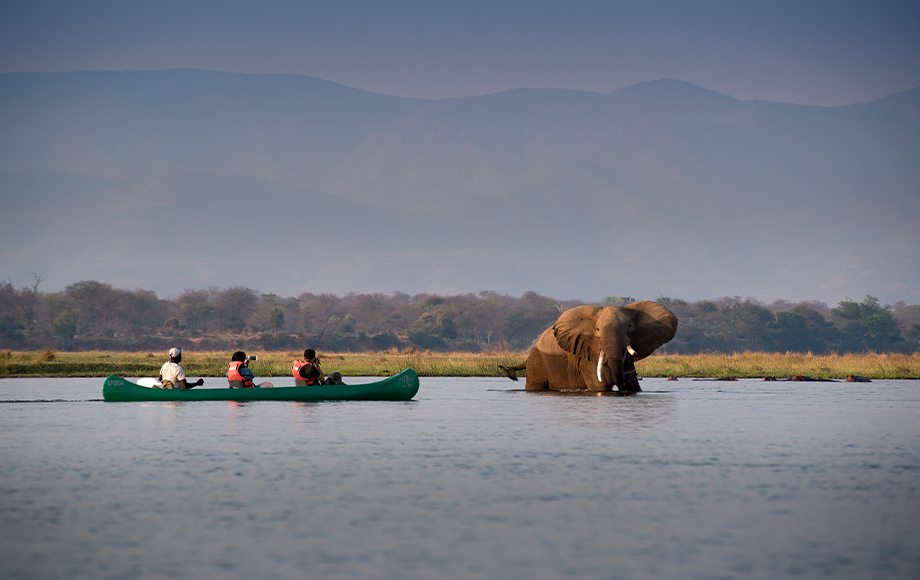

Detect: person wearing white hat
[157,347,204,390]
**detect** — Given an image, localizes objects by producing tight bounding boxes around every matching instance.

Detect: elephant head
[553,301,678,392]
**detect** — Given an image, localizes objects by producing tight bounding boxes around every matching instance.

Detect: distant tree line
[1,277,919,354]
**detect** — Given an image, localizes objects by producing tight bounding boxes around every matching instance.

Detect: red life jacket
[292,359,318,386]
[227,361,254,388]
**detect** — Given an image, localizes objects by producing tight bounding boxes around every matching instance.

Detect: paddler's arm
[313,360,326,384]
[180,378,204,389]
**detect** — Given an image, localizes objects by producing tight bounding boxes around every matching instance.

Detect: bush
[372,332,398,350]
[53,311,78,341]
[409,332,444,350]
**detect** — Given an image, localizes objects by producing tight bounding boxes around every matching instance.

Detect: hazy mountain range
[1,69,918,304]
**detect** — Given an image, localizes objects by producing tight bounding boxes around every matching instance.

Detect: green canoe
[102,369,420,402]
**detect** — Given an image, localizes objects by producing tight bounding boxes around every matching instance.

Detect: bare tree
[23,274,43,331]
[216,286,259,332]
[300,293,341,340]
[65,280,117,335]
[175,289,215,333]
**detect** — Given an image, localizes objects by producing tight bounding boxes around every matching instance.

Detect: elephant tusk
[597,351,606,383]
[626,345,637,356]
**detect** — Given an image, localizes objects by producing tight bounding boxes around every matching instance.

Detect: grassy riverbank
[2,349,919,379]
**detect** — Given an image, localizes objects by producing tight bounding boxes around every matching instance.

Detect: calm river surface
[1,376,918,580]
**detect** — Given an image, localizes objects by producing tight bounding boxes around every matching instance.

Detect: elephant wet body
[525,328,641,392]
[500,301,678,393]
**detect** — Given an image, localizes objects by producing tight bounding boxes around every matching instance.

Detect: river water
[0,376,918,580]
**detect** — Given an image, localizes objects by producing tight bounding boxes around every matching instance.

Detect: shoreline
[2,350,919,380]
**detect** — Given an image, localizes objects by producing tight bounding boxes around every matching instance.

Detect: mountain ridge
[5,68,916,106]
[1,69,918,304]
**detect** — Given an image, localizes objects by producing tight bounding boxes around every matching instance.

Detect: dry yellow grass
[1,349,919,379]
[634,351,920,379]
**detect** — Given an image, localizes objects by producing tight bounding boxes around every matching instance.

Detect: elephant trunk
[600,344,639,393]
[619,345,640,392]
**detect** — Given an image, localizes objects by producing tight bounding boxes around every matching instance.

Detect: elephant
[499,301,678,392]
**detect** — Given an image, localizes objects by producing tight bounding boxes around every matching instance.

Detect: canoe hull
[102,369,419,402]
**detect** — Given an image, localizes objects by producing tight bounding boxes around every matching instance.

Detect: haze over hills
[1,69,918,304]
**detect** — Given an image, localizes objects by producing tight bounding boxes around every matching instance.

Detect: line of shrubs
[1,278,918,354]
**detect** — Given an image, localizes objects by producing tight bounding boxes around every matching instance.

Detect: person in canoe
[158,347,204,390]
[227,351,274,388]
[293,349,344,386]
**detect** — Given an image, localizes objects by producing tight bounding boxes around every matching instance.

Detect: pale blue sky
[1,0,918,105]
[2,1,919,304]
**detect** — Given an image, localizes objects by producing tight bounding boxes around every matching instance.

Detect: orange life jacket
[227,361,254,388]
[292,359,318,386]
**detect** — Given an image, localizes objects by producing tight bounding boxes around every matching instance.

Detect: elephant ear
[553,305,603,360]
[624,301,679,360]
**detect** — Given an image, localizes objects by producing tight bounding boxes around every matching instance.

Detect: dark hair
[231,351,247,362]
[304,349,316,360]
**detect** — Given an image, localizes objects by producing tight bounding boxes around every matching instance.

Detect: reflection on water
[0,376,918,580]
[523,389,678,430]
